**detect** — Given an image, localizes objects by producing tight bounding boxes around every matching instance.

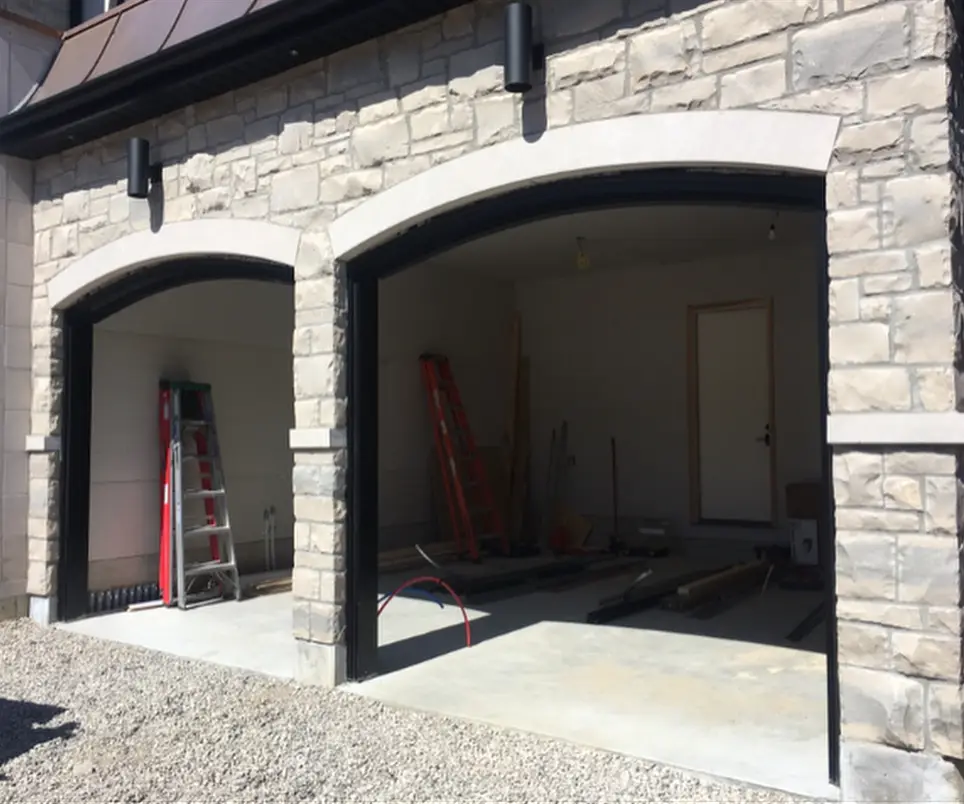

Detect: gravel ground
[1,619,822,803]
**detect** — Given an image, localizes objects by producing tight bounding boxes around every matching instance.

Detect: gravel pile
[1,619,820,803]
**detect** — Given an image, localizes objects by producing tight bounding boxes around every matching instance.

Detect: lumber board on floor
[676,560,770,603]
[378,541,457,573]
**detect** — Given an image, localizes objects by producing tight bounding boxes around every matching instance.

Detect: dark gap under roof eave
[0,0,470,160]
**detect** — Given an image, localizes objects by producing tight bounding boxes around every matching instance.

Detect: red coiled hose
[376,575,472,648]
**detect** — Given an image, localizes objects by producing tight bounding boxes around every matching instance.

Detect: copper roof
[28,0,266,106]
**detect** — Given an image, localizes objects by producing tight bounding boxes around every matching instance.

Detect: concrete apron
[58,581,834,799]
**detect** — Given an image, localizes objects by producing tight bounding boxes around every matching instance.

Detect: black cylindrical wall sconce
[127,137,152,199]
[504,1,534,93]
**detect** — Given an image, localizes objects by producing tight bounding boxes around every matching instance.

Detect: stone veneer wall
[0,14,59,619]
[20,0,963,799]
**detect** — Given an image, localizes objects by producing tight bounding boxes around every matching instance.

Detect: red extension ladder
[419,354,508,562]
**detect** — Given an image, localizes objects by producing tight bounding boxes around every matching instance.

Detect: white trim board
[47,220,303,310]
[827,413,964,446]
[289,428,346,450]
[328,110,841,260]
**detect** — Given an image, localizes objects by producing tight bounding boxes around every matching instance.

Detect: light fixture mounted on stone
[504,2,545,94]
[126,137,162,200]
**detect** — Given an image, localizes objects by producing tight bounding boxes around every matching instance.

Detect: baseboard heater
[87,583,162,614]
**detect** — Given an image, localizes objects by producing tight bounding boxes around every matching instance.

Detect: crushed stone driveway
[1,620,822,802]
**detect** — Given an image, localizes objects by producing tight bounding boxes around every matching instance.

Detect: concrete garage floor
[59,563,835,800]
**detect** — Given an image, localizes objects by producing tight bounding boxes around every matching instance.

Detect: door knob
[756,424,771,446]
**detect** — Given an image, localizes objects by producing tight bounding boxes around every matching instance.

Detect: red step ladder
[420,354,508,562]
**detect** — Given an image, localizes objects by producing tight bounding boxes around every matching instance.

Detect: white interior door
[695,303,773,523]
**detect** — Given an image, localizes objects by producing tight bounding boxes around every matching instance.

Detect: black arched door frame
[341,168,839,783]
[58,257,295,622]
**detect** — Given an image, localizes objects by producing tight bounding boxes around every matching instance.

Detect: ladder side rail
[203,386,240,600]
[172,391,188,609]
[437,357,499,558]
[158,387,174,605]
[420,357,465,557]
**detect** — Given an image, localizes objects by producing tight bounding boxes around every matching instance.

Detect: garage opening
[57,260,295,644]
[347,172,835,796]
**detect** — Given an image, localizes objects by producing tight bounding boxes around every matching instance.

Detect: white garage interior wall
[88,279,294,590]
[378,205,823,551]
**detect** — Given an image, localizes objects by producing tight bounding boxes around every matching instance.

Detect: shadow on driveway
[0,698,78,780]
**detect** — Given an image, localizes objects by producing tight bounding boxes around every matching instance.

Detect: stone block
[295,640,346,687]
[841,740,964,802]
[829,279,860,323]
[449,43,504,99]
[912,0,949,60]
[475,95,518,146]
[866,65,948,117]
[826,208,879,254]
[270,165,320,213]
[829,322,890,365]
[834,119,903,162]
[834,452,883,507]
[318,169,383,204]
[897,535,960,607]
[351,117,410,168]
[829,367,911,412]
[836,531,897,600]
[893,292,954,364]
[293,353,345,400]
[573,74,632,123]
[929,683,964,758]
[629,19,699,90]
[837,507,921,532]
[916,242,951,289]
[650,76,718,111]
[928,608,962,637]
[26,561,54,596]
[840,666,924,749]
[291,462,342,497]
[892,632,961,681]
[838,620,891,670]
[924,476,957,535]
[550,40,626,91]
[913,368,955,412]
[410,105,449,141]
[791,4,908,92]
[884,452,954,475]
[837,599,924,631]
[909,112,950,169]
[701,34,785,74]
[294,494,346,526]
[884,174,950,249]
[719,60,786,107]
[883,476,923,511]
[701,0,820,50]
[292,566,321,600]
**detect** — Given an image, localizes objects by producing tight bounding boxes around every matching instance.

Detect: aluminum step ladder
[159,380,241,609]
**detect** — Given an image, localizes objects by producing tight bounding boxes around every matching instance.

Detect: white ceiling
[413,205,820,281]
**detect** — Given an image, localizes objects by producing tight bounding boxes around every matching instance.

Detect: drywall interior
[88,279,294,590]
[378,266,514,550]
[515,243,822,540]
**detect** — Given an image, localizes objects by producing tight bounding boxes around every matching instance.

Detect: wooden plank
[508,358,530,543]
[378,540,458,572]
[676,560,770,603]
